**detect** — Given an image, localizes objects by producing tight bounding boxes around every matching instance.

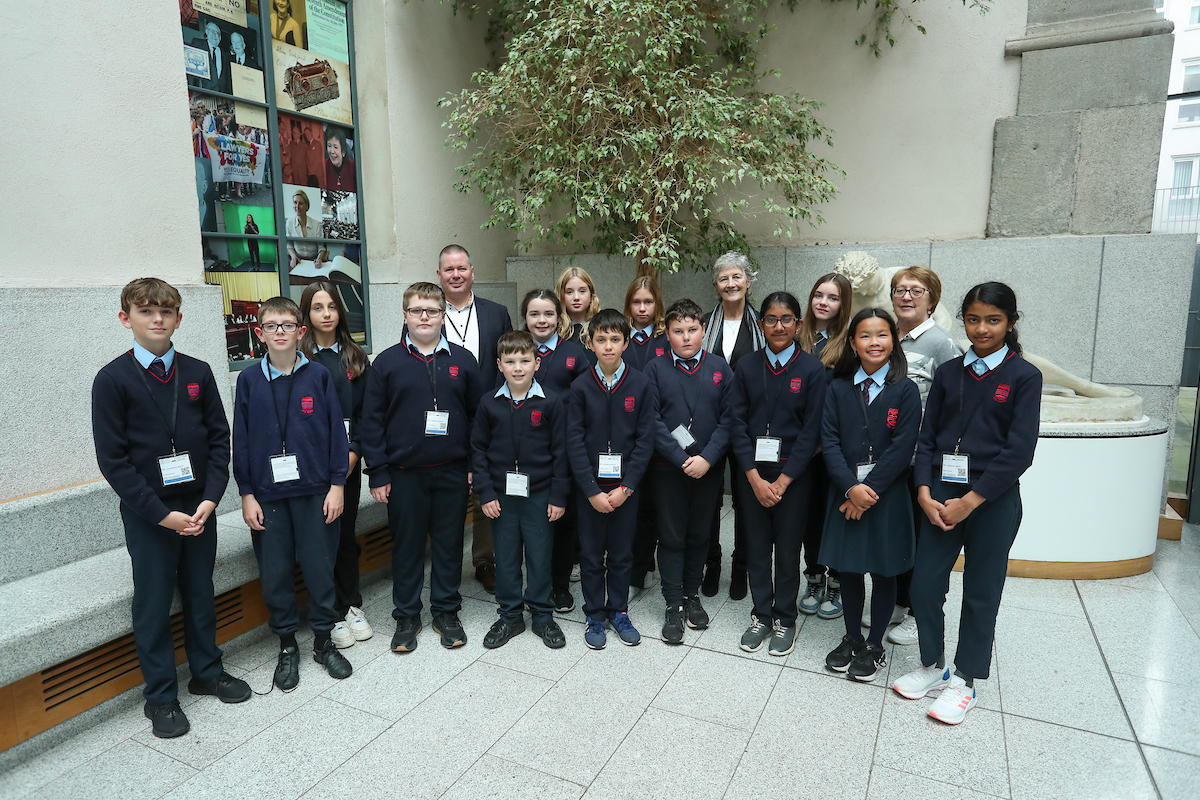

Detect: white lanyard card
[343,418,351,442]
[158,452,195,486]
[671,424,696,450]
[505,471,530,497]
[598,453,623,479]
[755,436,782,463]
[856,462,874,481]
[942,453,970,484]
[271,453,301,483]
[425,410,449,436]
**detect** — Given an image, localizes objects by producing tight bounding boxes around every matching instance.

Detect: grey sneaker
[818,578,843,620]
[739,617,773,652]
[799,574,824,615]
[767,620,797,656]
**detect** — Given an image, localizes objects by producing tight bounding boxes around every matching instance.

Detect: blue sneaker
[584,618,607,650]
[609,613,641,646]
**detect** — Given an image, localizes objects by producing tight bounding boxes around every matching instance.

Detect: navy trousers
[653,464,723,606]
[736,465,811,627]
[386,462,468,619]
[122,494,223,705]
[333,462,363,616]
[910,481,1023,680]
[491,488,554,623]
[706,457,747,572]
[802,456,838,579]
[550,493,579,592]
[577,488,640,621]
[252,492,340,636]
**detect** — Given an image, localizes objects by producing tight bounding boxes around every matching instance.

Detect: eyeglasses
[260,322,299,333]
[762,316,797,327]
[405,307,444,318]
[891,287,928,298]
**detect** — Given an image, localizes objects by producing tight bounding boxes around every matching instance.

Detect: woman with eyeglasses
[728,292,828,657]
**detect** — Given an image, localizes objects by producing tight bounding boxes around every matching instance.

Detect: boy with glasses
[360,283,483,652]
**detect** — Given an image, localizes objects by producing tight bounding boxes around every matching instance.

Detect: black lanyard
[508,395,526,471]
[412,345,440,410]
[760,350,790,436]
[671,355,700,430]
[599,369,621,453]
[130,353,180,454]
[954,356,1007,455]
[445,302,474,346]
[268,355,299,454]
[857,379,877,463]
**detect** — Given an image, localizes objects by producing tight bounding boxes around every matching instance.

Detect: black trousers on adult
[736,465,811,627]
[802,456,838,579]
[653,464,723,607]
[387,461,468,619]
[705,457,747,573]
[492,488,555,624]
[252,492,340,637]
[630,470,658,581]
[121,493,223,705]
[550,494,579,593]
[894,471,923,610]
[910,481,1023,681]
[333,462,363,616]
[577,488,640,622]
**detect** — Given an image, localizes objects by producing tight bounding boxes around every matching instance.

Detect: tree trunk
[635,220,659,289]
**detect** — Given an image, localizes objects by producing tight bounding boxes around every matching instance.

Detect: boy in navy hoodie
[234,296,352,690]
[359,282,483,653]
[566,308,658,650]
[471,330,570,649]
[93,278,250,739]
[643,299,732,644]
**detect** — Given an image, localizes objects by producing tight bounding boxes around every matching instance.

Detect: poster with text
[192,0,247,27]
[273,40,352,125]
[306,0,348,63]
[204,132,268,184]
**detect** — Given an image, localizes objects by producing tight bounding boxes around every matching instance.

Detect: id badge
[505,471,530,497]
[270,454,301,483]
[343,418,351,442]
[425,410,449,436]
[755,436,782,463]
[598,453,623,479]
[856,462,874,481]
[158,452,195,486]
[671,424,696,450]
[942,453,970,484]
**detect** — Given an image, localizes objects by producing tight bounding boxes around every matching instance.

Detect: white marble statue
[832,251,1141,422]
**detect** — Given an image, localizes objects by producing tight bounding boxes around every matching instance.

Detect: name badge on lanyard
[505,471,530,497]
[271,453,301,483]
[856,462,874,481]
[598,453,623,479]
[343,418,351,442]
[671,424,696,450]
[755,436,782,463]
[159,452,195,486]
[942,453,970,483]
[425,410,449,436]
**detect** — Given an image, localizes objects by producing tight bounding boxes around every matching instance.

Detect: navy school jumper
[471,390,571,509]
[530,337,591,395]
[625,331,668,372]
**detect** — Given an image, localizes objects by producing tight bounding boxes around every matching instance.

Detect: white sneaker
[330,620,355,649]
[887,614,919,646]
[892,663,950,699]
[927,674,977,725]
[862,605,907,630]
[345,606,374,641]
[570,564,581,583]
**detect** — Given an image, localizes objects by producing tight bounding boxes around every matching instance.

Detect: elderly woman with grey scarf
[700,251,767,601]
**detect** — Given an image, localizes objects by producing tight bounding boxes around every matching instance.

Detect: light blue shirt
[405,334,452,357]
[594,361,627,390]
[766,343,796,369]
[633,324,654,341]
[261,351,310,381]
[853,362,890,404]
[535,333,560,352]
[494,379,547,401]
[315,341,341,354]
[132,341,175,373]
[671,350,702,367]
[963,344,1009,376]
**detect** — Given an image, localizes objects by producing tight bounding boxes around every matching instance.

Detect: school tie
[679,358,697,372]
[149,358,168,381]
[860,378,873,405]
[633,331,648,344]
[972,359,988,376]
[538,344,550,356]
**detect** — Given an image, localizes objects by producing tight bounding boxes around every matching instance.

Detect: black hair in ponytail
[959,282,1022,355]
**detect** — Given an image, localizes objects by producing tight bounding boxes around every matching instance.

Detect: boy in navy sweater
[643,300,732,644]
[359,282,483,653]
[566,308,658,649]
[234,296,352,690]
[93,278,250,739]
[471,331,570,649]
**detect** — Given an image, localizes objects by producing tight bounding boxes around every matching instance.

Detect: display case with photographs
[181,0,367,367]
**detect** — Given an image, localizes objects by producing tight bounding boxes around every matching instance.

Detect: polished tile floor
[3,510,1199,800]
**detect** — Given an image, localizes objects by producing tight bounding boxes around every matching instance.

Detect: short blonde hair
[121,278,181,313]
[292,190,310,213]
[890,265,942,315]
[403,281,446,310]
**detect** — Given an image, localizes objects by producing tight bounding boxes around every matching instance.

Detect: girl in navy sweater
[728,292,828,657]
[300,281,373,650]
[893,282,1042,725]
[819,309,921,682]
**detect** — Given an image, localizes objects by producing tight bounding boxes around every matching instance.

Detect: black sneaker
[700,563,720,597]
[729,567,748,601]
[144,700,190,738]
[531,619,566,649]
[553,590,575,613]
[483,618,526,649]
[432,612,467,648]
[684,595,709,629]
[661,605,685,644]
[825,634,865,673]
[391,615,422,652]
[314,638,353,679]
[847,642,886,682]
[188,671,251,703]
[274,646,300,690]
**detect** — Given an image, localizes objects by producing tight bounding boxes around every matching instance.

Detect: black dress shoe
[482,618,526,649]
[476,562,497,593]
[391,615,422,652]
[274,646,300,690]
[552,590,575,613]
[188,671,252,703]
[531,619,566,649]
[432,612,467,648]
[701,564,721,597]
[314,638,353,679]
[144,700,190,738]
[729,567,748,601]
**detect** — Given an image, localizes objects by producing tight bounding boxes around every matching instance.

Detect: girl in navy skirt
[892,282,1041,725]
[820,309,921,681]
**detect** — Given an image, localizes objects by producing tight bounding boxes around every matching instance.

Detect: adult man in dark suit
[437,244,513,593]
[200,20,232,95]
